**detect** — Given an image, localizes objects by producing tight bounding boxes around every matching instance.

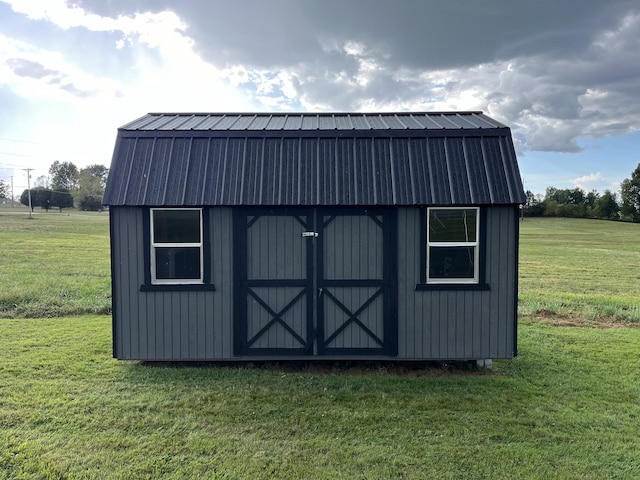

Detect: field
[519,217,640,324]
[1,210,640,478]
[0,208,110,318]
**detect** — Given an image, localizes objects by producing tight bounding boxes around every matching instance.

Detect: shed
[103,112,526,362]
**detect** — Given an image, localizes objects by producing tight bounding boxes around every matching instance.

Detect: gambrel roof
[103,112,526,206]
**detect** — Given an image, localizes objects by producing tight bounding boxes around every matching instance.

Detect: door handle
[302,231,319,238]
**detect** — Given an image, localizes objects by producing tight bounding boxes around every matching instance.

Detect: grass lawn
[1,316,639,479]
[0,209,110,318]
[519,217,640,325]
[1,212,639,478]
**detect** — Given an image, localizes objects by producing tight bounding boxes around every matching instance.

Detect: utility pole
[23,168,33,218]
[11,175,14,207]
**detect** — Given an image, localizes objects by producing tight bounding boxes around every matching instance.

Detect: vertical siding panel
[207,208,217,359]
[396,209,408,358]
[488,208,499,358]
[113,209,125,358]
[146,292,155,359]
[507,208,517,357]
[455,291,465,357]
[471,291,480,358]
[466,291,473,358]
[120,209,132,358]
[188,292,197,359]
[222,208,234,359]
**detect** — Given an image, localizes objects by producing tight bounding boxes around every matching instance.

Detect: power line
[0,162,31,169]
[0,137,47,146]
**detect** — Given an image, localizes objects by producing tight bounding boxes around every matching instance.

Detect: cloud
[1,0,639,164]
[572,172,621,193]
[6,58,59,78]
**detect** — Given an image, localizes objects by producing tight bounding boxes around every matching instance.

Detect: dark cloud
[72,0,640,153]
[75,0,636,69]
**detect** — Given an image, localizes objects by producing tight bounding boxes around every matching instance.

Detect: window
[150,208,203,284]
[426,208,479,284]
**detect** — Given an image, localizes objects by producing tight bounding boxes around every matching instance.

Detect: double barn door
[234,208,397,357]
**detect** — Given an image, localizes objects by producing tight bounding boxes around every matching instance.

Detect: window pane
[429,209,477,242]
[153,210,200,243]
[155,247,201,280]
[429,246,475,279]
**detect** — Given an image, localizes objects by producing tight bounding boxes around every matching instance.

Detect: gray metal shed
[103,112,526,361]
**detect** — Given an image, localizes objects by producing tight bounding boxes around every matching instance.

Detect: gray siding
[397,206,518,359]
[111,207,233,360]
[112,205,518,360]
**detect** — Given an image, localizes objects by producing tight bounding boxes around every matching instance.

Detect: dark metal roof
[121,112,506,131]
[104,112,526,207]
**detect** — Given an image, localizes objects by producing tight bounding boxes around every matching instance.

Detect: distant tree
[0,179,8,199]
[523,190,544,217]
[50,189,74,212]
[620,163,640,222]
[543,186,588,217]
[20,188,45,211]
[49,161,79,191]
[585,190,599,207]
[34,188,53,212]
[77,165,108,211]
[594,190,620,220]
[19,188,73,212]
[83,164,109,188]
[34,175,50,189]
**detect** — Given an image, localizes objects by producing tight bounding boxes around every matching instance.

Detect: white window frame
[150,208,204,285]
[426,207,480,284]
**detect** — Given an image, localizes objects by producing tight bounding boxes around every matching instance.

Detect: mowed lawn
[0,209,111,318]
[519,217,640,324]
[1,211,639,478]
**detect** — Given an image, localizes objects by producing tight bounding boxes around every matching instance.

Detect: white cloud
[572,172,621,193]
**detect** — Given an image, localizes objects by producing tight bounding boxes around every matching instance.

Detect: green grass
[1,212,640,477]
[0,210,111,318]
[519,217,640,325]
[1,316,639,479]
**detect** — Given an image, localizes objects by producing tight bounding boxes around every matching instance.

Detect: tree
[49,161,79,192]
[523,190,544,216]
[77,164,108,211]
[83,164,109,189]
[50,189,74,211]
[20,188,51,211]
[34,175,50,188]
[620,163,640,222]
[594,190,620,220]
[0,179,8,199]
[20,189,31,210]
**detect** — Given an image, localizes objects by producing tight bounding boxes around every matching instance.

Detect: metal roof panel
[105,111,526,207]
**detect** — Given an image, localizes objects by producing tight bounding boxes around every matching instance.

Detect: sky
[1,0,639,197]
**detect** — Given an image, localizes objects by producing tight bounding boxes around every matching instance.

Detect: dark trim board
[233,206,398,357]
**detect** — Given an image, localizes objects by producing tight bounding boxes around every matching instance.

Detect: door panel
[317,210,397,356]
[234,209,313,355]
[234,208,397,357]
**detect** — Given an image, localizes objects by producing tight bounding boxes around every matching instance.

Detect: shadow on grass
[134,359,490,377]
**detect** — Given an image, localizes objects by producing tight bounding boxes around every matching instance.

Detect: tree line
[18,161,109,212]
[524,163,640,222]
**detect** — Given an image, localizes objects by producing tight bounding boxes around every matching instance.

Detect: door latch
[302,231,319,238]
